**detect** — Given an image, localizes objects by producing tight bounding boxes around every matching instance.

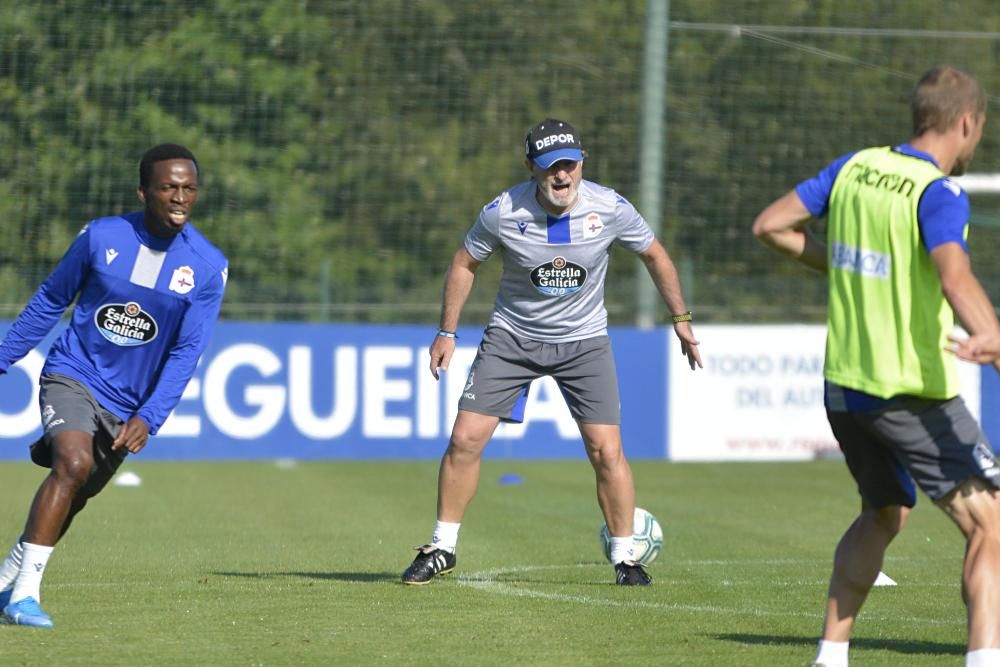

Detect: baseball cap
[525,118,584,169]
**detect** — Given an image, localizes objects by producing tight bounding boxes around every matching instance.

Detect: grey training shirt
[464,179,655,342]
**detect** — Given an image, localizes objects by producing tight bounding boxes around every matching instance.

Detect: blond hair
[912,65,986,136]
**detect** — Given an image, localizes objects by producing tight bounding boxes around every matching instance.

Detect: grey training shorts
[457,326,621,424]
[31,373,128,498]
[827,394,1000,507]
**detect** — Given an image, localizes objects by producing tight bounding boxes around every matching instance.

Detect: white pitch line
[671,556,957,566]
[457,564,964,627]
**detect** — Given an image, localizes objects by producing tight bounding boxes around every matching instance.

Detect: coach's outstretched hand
[674,321,702,370]
[113,416,151,453]
[429,334,457,380]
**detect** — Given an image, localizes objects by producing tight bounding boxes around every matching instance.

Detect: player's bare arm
[931,242,1000,369]
[429,246,481,380]
[638,239,702,370]
[752,190,827,271]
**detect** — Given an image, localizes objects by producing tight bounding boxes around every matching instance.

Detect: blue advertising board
[2,321,995,461]
[0,323,668,460]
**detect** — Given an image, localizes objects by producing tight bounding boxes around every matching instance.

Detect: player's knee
[51,450,95,487]
[447,430,488,458]
[862,505,907,539]
[586,440,625,469]
[876,512,905,539]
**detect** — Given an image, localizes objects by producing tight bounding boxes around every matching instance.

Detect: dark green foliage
[0,2,997,322]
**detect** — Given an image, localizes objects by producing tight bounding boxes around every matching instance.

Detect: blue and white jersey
[465,179,654,342]
[0,211,227,434]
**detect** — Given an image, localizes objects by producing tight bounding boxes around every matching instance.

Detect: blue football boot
[3,596,54,628]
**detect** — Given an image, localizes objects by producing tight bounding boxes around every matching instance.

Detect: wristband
[671,311,693,324]
[437,329,459,339]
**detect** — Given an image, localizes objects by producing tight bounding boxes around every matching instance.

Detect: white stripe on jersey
[129,245,167,288]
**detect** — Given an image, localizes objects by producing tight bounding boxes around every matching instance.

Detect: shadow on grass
[212,571,398,583]
[714,633,964,657]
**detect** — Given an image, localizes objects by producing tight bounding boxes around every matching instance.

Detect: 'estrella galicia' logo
[530,256,587,296]
[95,302,158,347]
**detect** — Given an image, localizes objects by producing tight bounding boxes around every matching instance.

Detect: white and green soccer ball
[600,507,663,565]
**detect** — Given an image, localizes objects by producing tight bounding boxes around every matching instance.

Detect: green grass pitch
[0,459,968,666]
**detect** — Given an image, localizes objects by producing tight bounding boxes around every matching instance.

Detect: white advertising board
[668,325,981,461]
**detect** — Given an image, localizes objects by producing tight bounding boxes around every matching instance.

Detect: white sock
[0,539,24,591]
[609,536,636,564]
[967,648,1000,667]
[11,542,54,604]
[814,640,849,667]
[431,521,460,554]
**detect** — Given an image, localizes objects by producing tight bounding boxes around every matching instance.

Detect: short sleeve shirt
[465,179,654,342]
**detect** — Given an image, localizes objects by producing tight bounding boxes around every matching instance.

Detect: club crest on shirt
[95,302,158,346]
[169,266,195,294]
[973,441,1000,479]
[530,256,588,297]
[583,213,604,239]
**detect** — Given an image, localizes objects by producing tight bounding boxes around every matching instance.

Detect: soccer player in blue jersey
[401,119,701,587]
[753,66,1000,667]
[0,144,227,628]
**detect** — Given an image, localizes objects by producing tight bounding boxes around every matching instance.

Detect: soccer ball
[599,507,663,565]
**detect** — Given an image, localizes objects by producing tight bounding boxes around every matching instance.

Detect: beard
[537,181,578,211]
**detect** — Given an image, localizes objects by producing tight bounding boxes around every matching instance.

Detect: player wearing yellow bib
[753,66,1000,667]
[825,146,964,399]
